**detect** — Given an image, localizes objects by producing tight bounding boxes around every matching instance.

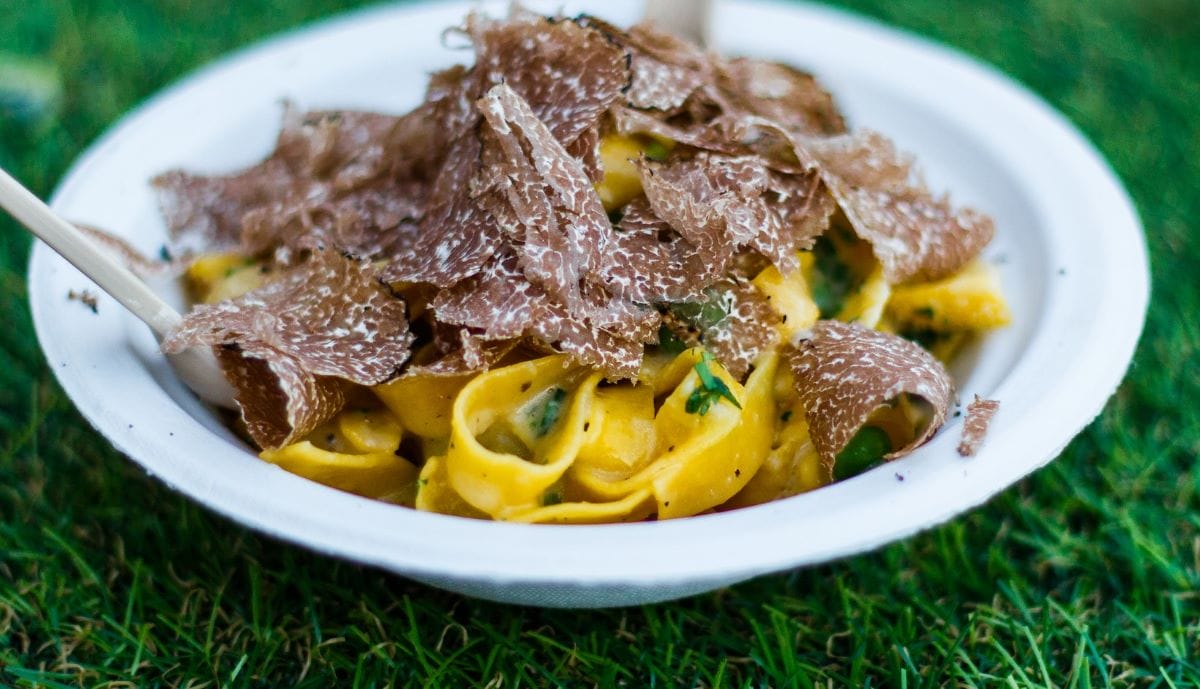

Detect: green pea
[833,426,892,481]
[642,139,670,161]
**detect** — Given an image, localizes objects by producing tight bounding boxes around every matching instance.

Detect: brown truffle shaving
[430,249,653,380]
[701,279,781,379]
[164,250,413,386]
[603,199,718,302]
[715,58,846,136]
[154,106,413,260]
[786,321,954,471]
[957,396,1000,457]
[639,153,830,275]
[215,343,347,450]
[801,131,994,284]
[475,83,614,312]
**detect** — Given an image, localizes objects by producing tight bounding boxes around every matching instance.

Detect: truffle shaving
[215,343,347,450]
[639,153,829,275]
[785,321,954,471]
[603,199,716,302]
[431,250,651,379]
[803,130,994,284]
[475,83,613,312]
[701,279,781,379]
[164,250,413,386]
[715,58,846,136]
[957,396,1000,457]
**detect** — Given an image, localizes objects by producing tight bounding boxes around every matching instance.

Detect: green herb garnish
[685,352,742,415]
[808,236,857,318]
[832,426,892,481]
[657,324,687,355]
[898,328,942,351]
[541,488,564,507]
[530,387,568,437]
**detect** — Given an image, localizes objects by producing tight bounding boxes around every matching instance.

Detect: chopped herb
[158,245,174,262]
[642,138,670,161]
[915,306,936,319]
[832,426,892,481]
[530,387,568,437]
[899,328,943,351]
[657,324,687,355]
[808,236,857,318]
[541,488,563,506]
[780,410,793,422]
[417,478,429,488]
[685,352,742,415]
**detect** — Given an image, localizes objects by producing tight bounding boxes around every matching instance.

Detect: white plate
[28,0,1147,607]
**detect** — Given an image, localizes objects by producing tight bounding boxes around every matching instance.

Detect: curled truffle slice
[957,396,1000,457]
[215,343,347,450]
[802,130,994,284]
[164,250,414,386]
[785,321,954,471]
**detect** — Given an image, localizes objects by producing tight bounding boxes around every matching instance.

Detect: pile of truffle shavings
[157,8,993,450]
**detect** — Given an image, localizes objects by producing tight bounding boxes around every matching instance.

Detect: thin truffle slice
[153,160,294,254]
[803,130,994,284]
[786,321,954,471]
[154,106,417,261]
[701,279,781,379]
[475,83,614,311]
[382,132,501,286]
[715,58,846,136]
[467,10,630,146]
[639,153,829,275]
[431,250,650,379]
[164,250,413,386]
[215,343,348,450]
[603,199,717,302]
[402,329,518,379]
[957,396,1000,457]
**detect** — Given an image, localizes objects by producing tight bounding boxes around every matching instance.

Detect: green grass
[0,0,1197,686]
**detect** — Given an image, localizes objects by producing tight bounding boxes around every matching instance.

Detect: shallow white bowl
[28,0,1147,607]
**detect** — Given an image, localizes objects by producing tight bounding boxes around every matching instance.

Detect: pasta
[155,8,1011,523]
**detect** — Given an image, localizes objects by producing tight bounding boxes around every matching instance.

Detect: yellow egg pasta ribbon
[414,455,489,519]
[445,355,601,520]
[886,258,1011,332]
[723,401,824,509]
[572,349,778,519]
[374,372,472,439]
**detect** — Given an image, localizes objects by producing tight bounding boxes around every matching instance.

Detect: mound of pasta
[152,8,1009,522]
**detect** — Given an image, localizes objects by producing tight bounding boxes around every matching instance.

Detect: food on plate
[957,395,1001,457]
[151,8,1009,522]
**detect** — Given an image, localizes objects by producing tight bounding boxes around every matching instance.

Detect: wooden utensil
[0,167,237,409]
